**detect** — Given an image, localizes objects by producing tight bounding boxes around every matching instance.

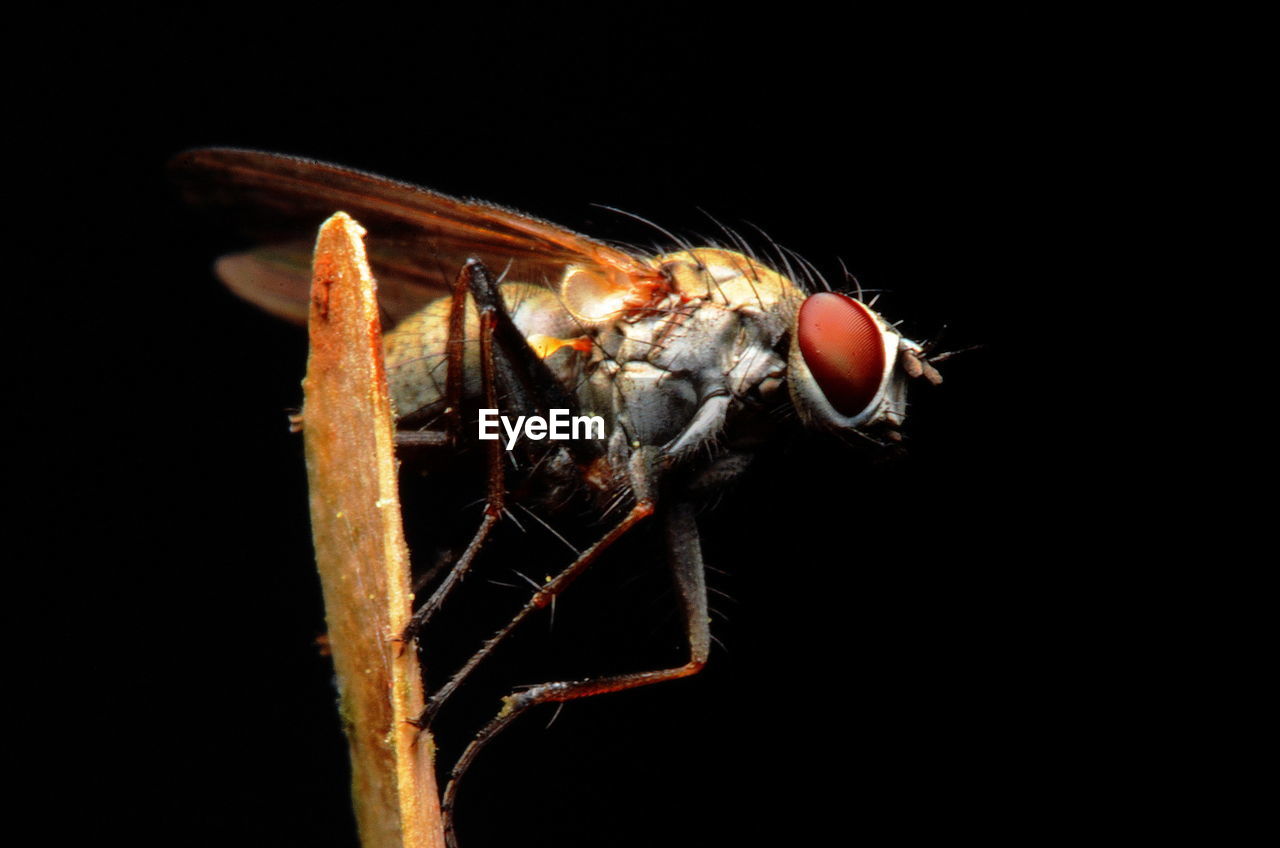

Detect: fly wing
[170,148,661,326]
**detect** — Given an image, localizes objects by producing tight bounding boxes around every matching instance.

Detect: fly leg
[403,258,597,638]
[416,447,660,727]
[402,261,506,642]
[439,499,710,848]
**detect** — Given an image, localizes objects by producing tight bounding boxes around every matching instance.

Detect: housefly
[171,148,945,846]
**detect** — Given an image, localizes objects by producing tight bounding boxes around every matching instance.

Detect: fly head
[787,291,942,443]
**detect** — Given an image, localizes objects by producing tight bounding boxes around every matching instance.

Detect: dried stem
[300,212,444,847]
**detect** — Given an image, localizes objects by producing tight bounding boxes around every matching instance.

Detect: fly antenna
[928,344,986,364]
[920,323,949,355]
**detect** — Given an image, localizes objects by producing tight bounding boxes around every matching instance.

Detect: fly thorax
[594,360,699,448]
[653,249,797,404]
[503,283,581,340]
[658,248,802,325]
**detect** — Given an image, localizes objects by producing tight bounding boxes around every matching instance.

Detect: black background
[34,8,1082,847]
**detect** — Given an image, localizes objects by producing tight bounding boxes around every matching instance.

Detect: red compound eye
[797,292,887,418]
